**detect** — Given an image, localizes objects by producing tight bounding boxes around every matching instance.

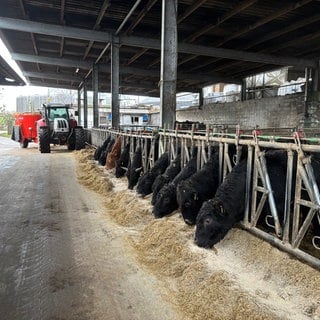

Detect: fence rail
[89,125,320,269]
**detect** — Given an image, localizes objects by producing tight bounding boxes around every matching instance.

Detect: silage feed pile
[104,190,153,226]
[75,149,113,194]
[74,148,320,320]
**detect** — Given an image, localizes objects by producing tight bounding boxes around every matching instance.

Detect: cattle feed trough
[91,126,320,270]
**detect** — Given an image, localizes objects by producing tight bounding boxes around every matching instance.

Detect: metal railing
[89,125,320,269]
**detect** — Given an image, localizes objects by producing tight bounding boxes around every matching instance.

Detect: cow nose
[184,218,193,225]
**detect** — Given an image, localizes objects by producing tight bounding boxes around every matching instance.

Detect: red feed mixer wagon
[11,104,86,153]
[11,112,42,148]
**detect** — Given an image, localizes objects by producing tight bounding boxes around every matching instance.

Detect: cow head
[151,175,170,205]
[194,199,229,248]
[177,181,201,225]
[152,183,178,218]
[128,167,142,189]
[137,172,155,197]
[115,160,127,178]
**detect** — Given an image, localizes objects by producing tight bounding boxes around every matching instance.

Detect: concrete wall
[176,93,306,129]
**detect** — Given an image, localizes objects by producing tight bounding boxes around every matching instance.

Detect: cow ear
[214,202,225,216]
[218,204,225,216]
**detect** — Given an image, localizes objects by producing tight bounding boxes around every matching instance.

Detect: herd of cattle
[93,134,320,250]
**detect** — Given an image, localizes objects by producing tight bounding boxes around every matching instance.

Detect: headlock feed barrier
[90,124,320,270]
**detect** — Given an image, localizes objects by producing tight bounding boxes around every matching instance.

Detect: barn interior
[1,3,320,318]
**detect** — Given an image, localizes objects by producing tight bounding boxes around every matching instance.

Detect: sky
[0,38,52,111]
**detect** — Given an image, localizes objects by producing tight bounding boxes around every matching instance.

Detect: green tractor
[36,103,85,153]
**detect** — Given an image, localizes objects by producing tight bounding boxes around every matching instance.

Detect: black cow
[195,149,290,249]
[153,157,198,218]
[94,136,111,161]
[177,152,220,225]
[136,152,170,197]
[98,138,115,166]
[195,159,248,248]
[127,146,143,189]
[151,155,181,205]
[115,143,130,178]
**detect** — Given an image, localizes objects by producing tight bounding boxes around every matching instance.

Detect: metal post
[83,79,88,129]
[241,78,247,101]
[77,87,81,126]
[111,41,120,129]
[312,59,320,92]
[304,67,311,118]
[283,150,293,242]
[244,145,253,226]
[160,0,177,129]
[92,64,99,127]
[198,88,204,108]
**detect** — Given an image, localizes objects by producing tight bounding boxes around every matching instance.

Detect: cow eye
[184,201,191,207]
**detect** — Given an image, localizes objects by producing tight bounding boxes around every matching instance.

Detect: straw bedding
[74,148,320,320]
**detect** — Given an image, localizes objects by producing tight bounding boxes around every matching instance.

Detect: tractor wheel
[75,127,86,150]
[20,140,29,148]
[68,131,76,150]
[38,128,51,153]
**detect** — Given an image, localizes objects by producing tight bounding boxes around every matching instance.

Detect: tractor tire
[68,131,76,151]
[20,140,29,148]
[38,128,51,153]
[75,127,86,150]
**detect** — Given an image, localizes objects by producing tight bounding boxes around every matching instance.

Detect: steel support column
[77,87,81,125]
[111,42,120,128]
[198,89,204,108]
[92,64,99,127]
[304,67,312,118]
[160,0,177,129]
[312,59,320,92]
[83,79,88,128]
[241,78,247,101]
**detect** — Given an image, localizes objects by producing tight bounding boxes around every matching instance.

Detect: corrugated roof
[0,0,319,95]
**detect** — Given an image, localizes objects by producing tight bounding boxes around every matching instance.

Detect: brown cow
[105,136,122,170]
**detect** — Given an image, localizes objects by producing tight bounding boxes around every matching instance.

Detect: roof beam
[215,0,313,47]
[177,0,208,24]
[185,0,257,43]
[28,80,159,97]
[25,71,157,90]
[83,0,111,60]
[125,0,158,35]
[127,0,205,66]
[29,80,76,90]
[18,0,41,72]
[212,23,320,73]
[180,0,314,71]
[1,17,316,68]
[0,17,113,43]
[24,71,82,82]
[178,42,316,68]
[12,53,241,84]
[12,53,93,69]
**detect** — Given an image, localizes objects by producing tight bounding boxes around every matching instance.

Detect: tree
[0,105,14,134]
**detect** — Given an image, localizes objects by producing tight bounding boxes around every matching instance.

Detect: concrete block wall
[176,93,306,129]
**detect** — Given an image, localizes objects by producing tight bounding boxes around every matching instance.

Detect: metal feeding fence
[90,125,320,270]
